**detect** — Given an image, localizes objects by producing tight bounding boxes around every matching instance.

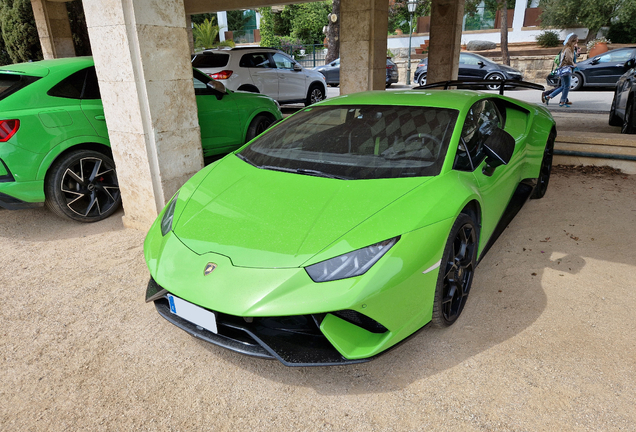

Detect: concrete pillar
[186,14,194,54]
[83,0,204,230]
[30,0,76,59]
[340,0,389,95]
[217,11,228,42]
[427,0,464,83]
[512,0,526,30]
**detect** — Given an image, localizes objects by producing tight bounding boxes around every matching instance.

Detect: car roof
[0,56,94,77]
[316,89,492,111]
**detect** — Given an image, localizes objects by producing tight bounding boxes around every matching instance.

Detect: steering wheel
[404,133,442,148]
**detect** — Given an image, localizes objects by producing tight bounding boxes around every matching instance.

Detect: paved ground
[1,166,635,431]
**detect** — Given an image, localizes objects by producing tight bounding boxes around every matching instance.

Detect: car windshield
[0,73,40,102]
[238,105,458,180]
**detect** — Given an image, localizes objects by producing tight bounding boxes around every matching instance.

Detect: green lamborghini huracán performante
[0,57,281,222]
[145,81,556,366]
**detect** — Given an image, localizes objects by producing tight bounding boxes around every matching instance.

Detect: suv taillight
[210,70,233,80]
[0,119,19,142]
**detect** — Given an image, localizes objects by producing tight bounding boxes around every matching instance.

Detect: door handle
[95,115,105,121]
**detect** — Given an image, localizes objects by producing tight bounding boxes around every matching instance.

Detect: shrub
[607,21,636,44]
[535,31,560,48]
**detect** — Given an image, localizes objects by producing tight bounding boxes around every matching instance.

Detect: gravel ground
[1,166,635,431]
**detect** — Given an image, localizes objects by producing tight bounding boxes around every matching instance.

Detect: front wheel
[570,73,583,91]
[622,97,636,134]
[45,149,121,222]
[485,73,504,90]
[418,74,427,87]
[245,114,273,142]
[531,130,556,199]
[305,85,325,106]
[431,213,478,328]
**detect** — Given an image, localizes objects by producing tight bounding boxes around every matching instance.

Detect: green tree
[388,0,431,34]
[193,18,220,50]
[66,0,91,56]
[260,2,331,47]
[227,10,251,38]
[538,0,636,41]
[0,0,42,63]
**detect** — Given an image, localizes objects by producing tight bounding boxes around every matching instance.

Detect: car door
[241,52,279,99]
[80,67,108,138]
[193,70,242,156]
[458,53,489,80]
[584,49,636,85]
[453,99,520,243]
[272,52,306,102]
[326,58,340,83]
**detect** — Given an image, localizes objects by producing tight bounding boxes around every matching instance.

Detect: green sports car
[144,83,556,366]
[0,57,281,222]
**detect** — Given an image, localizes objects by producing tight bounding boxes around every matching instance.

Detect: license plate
[167,294,218,334]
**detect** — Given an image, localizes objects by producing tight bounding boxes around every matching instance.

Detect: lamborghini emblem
[204,263,218,276]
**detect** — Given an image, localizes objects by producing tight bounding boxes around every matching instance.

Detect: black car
[313,58,399,87]
[413,52,523,89]
[609,63,636,134]
[547,47,636,91]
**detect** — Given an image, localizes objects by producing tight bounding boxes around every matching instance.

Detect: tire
[622,97,636,134]
[570,73,583,91]
[385,82,392,88]
[485,72,505,90]
[608,89,622,126]
[531,130,556,199]
[431,213,478,328]
[305,84,325,106]
[418,74,427,86]
[45,149,121,222]
[237,85,259,93]
[245,114,273,142]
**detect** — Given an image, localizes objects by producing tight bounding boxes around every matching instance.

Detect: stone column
[340,0,389,95]
[83,0,204,230]
[186,14,194,54]
[30,0,76,59]
[427,0,464,83]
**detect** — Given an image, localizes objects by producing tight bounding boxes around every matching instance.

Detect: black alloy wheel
[45,149,121,222]
[305,85,325,106]
[485,73,505,90]
[246,114,273,142]
[431,213,478,327]
[531,130,556,199]
[622,97,636,134]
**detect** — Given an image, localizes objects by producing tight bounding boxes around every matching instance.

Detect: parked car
[414,52,523,89]
[609,63,636,133]
[547,47,636,91]
[0,57,282,222]
[192,47,327,105]
[312,58,399,88]
[144,84,556,366]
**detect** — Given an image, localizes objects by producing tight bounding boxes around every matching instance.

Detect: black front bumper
[147,279,370,367]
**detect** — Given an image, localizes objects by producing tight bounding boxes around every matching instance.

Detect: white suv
[192,47,327,106]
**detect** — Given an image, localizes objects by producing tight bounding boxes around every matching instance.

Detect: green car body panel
[0,56,281,211]
[144,88,556,365]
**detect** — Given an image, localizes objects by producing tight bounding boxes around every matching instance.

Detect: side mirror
[591,57,600,65]
[207,80,227,100]
[478,61,485,68]
[330,62,336,67]
[293,63,302,72]
[626,58,635,68]
[482,127,515,174]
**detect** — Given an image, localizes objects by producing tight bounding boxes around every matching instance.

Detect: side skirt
[477,181,535,265]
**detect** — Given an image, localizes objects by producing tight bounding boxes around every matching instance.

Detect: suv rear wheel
[305,84,325,106]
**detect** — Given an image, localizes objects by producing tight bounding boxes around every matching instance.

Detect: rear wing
[413,79,545,95]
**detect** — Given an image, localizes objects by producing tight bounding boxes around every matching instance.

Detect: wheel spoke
[64,168,84,186]
[87,158,102,182]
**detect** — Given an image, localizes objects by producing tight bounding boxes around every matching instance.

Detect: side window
[48,68,88,99]
[192,69,213,95]
[454,99,503,171]
[82,67,101,99]
[273,53,294,70]
[239,53,272,68]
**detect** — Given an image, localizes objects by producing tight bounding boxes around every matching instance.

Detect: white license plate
[167,294,218,334]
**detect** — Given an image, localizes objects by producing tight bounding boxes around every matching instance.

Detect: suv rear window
[0,73,41,102]
[192,53,230,69]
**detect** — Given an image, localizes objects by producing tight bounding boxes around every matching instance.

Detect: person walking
[542,34,579,107]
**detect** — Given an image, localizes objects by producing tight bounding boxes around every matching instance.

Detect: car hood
[173,155,429,268]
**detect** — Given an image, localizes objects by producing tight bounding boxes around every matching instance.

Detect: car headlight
[160,192,179,236]
[305,237,399,282]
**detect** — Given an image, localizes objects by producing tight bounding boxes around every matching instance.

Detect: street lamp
[406,0,418,86]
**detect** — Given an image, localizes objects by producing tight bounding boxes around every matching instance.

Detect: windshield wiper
[256,165,350,180]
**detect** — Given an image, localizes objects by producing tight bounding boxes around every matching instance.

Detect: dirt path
[1,166,635,431]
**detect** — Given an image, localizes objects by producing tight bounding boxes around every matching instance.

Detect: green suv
[0,56,282,222]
